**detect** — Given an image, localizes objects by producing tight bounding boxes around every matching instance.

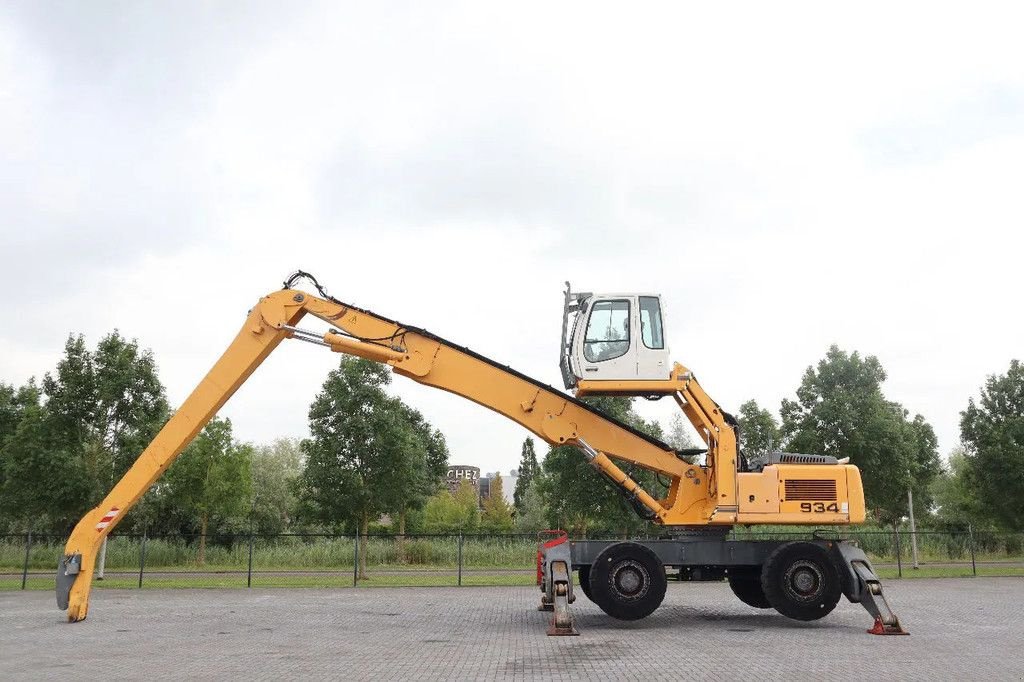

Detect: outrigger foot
[537,531,579,636]
[830,542,909,636]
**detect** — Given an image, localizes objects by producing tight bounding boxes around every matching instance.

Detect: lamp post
[907,487,919,570]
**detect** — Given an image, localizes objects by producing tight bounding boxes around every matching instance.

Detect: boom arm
[58,283,704,621]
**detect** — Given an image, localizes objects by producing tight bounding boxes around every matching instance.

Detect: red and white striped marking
[95,507,120,532]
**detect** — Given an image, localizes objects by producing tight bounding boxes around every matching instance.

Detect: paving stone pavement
[1,578,1022,680]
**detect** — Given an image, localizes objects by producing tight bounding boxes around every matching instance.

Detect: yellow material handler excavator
[56,272,906,635]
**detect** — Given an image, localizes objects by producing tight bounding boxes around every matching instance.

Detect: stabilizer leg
[537,531,579,636]
[831,542,909,635]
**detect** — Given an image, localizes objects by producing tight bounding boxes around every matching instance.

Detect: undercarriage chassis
[537,534,907,636]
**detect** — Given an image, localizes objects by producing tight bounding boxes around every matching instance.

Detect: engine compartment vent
[784,479,838,501]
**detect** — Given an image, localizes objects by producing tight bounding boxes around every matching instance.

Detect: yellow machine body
[56,276,866,621]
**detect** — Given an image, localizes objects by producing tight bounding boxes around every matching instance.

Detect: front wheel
[589,542,667,621]
[761,542,841,621]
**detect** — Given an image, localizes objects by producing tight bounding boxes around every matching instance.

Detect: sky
[2,2,1022,476]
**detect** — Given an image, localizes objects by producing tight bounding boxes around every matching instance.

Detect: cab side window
[639,296,664,349]
[584,300,630,362]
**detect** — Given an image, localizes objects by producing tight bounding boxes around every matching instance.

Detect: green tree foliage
[931,446,989,530]
[0,333,167,534]
[44,333,168,491]
[250,438,303,535]
[0,381,38,445]
[296,357,445,577]
[481,475,514,532]
[664,413,696,450]
[452,479,481,531]
[0,397,91,532]
[737,399,781,465]
[163,417,252,563]
[0,382,43,528]
[512,437,539,514]
[422,490,461,533]
[514,478,548,532]
[539,396,666,537]
[780,346,941,524]
[391,405,450,537]
[422,480,480,533]
[960,359,1024,531]
[664,413,700,464]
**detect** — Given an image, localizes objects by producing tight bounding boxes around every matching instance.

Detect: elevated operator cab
[559,283,672,390]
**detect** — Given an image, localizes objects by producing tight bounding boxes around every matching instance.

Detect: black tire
[761,541,841,621]
[577,565,593,602]
[728,571,771,609]
[588,542,667,621]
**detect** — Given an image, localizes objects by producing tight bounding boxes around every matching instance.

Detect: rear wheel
[577,565,593,602]
[589,542,667,621]
[728,571,771,609]
[761,542,841,621]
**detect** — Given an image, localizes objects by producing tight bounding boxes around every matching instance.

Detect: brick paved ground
[1,578,1021,680]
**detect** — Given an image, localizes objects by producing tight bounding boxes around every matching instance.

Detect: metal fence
[3,528,1022,591]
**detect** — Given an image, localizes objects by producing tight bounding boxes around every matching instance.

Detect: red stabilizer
[536,530,569,585]
[867,617,909,636]
[539,529,568,548]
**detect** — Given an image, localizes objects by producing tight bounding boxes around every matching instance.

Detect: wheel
[577,565,593,602]
[761,542,841,621]
[728,570,771,609]
[588,542,667,621]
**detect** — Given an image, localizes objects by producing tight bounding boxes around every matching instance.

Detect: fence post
[97,536,107,581]
[352,533,359,587]
[968,524,977,577]
[138,530,147,589]
[907,487,919,570]
[457,533,464,587]
[247,529,254,588]
[893,527,903,578]
[21,530,32,590]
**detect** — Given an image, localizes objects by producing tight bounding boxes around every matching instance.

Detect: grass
[875,566,1024,579]
[2,569,534,591]
[4,530,1021,592]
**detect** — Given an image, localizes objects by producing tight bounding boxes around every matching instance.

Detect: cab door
[635,295,670,379]
[575,297,636,380]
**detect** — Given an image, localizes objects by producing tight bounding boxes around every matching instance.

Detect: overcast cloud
[2,2,1022,475]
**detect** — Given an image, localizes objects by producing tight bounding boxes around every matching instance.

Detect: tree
[391,406,450,539]
[513,437,539,514]
[39,332,168,520]
[481,474,514,532]
[960,359,1024,531]
[737,400,781,465]
[452,479,481,531]
[1,361,168,535]
[664,412,701,466]
[422,480,481,533]
[514,477,548,532]
[780,346,941,525]
[422,489,460,533]
[931,446,989,530]
[664,413,696,451]
[250,438,303,535]
[164,417,252,564]
[0,401,91,532]
[296,357,426,578]
[0,381,42,529]
[0,381,38,447]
